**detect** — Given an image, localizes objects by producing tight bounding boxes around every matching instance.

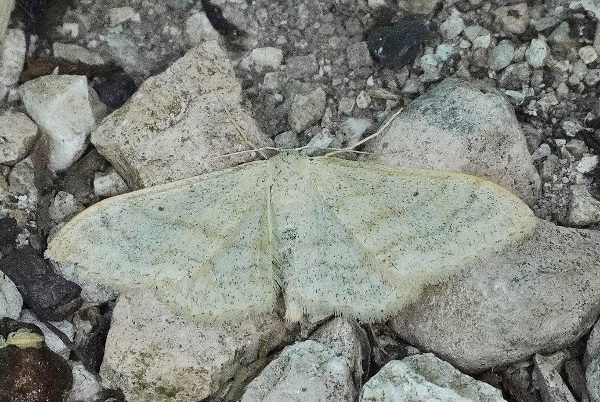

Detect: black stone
[0,217,20,256]
[92,71,137,109]
[366,19,432,69]
[0,247,81,321]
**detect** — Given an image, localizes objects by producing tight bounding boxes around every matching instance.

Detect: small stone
[576,154,598,173]
[548,21,571,45]
[472,34,491,49]
[338,96,355,115]
[533,352,576,402]
[8,156,37,203]
[274,131,300,150]
[494,3,530,34]
[585,69,600,86]
[579,46,598,64]
[108,6,137,26]
[435,44,454,61]
[302,128,335,155]
[367,0,387,8]
[0,272,22,319]
[341,118,372,146]
[68,362,104,402]
[0,111,38,166]
[498,62,531,90]
[532,143,552,160]
[48,191,84,223]
[562,120,584,137]
[366,19,431,69]
[52,43,104,66]
[420,53,440,82]
[93,168,129,197]
[285,54,319,79]
[0,29,26,86]
[288,87,327,132]
[488,39,515,71]
[439,9,465,40]
[356,90,371,109]
[185,12,219,46]
[567,185,600,226]
[525,37,549,68]
[463,25,491,43]
[249,47,283,73]
[347,41,373,70]
[19,310,74,359]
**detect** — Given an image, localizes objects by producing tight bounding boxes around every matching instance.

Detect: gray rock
[240,340,357,402]
[389,219,600,373]
[273,131,300,150]
[101,289,295,402]
[439,9,465,40]
[91,41,272,189]
[185,12,220,46]
[0,111,38,166]
[248,47,284,73]
[93,168,129,198]
[67,362,104,402]
[567,185,600,226]
[587,358,600,402]
[0,29,26,86]
[48,191,84,223]
[498,62,532,90]
[494,3,530,34]
[8,156,37,203]
[285,54,319,79]
[488,39,515,71]
[347,41,373,70]
[52,43,104,66]
[364,78,541,206]
[20,75,97,172]
[525,37,549,68]
[580,46,598,64]
[19,309,74,359]
[0,0,15,49]
[533,352,577,402]
[288,87,327,132]
[0,272,21,319]
[359,354,506,401]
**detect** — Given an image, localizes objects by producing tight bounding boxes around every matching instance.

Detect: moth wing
[47,161,277,321]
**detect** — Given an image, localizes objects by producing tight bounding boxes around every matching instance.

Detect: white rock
[20,309,74,359]
[525,37,549,68]
[367,0,387,8]
[0,272,22,319]
[562,120,584,137]
[576,154,599,173]
[579,45,598,64]
[420,53,441,82]
[92,41,272,189]
[53,43,104,65]
[289,87,327,132]
[240,340,357,402]
[302,128,334,155]
[533,353,577,402]
[341,117,372,146]
[532,143,552,160]
[249,47,283,73]
[472,34,491,49]
[435,43,454,61]
[67,362,104,402]
[365,78,541,206]
[20,75,97,172]
[0,0,15,48]
[273,131,300,150]
[0,28,26,86]
[100,290,294,402]
[8,156,37,203]
[360,354,506,401]
[463,25,491,43]
[185,12,219,46]
[109,6,137,26]
[49,191,84,222]
[488,39,515,71]
[0,111,38,166]
[567,185,600,226]
[93,168,129,197]
[355,90,371,109]
[439,9,465,40]
[494,3,530,34]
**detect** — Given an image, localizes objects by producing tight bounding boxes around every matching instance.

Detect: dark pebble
[366,19,432,69]
[92,71,138,109]
[0,247,81,321]
[0,217,20,256]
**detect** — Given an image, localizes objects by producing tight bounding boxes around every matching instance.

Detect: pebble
[285,54,319,79]
[338,96,355,115]
[274,131,300,150]
[48,191,84,223]
[498,62,531,90]
[420,53,441,82]
[463,25,491,43]
[0,272,22,319]
[248,47,283,73]
[439,9,465,40]
[579,45,598,64]
[567,185,600,226]
[525,37,549,68]
[532,143,552,160]
[435,43,454,61]
[356,90,371,109]
[576,154,599,173]
[562,120,584,137]
[67,362,104,402]
[488,39,515,71]
[0,29,26,86]
[548,21,571,45]
[366,19,431,69]
[288,87,327,132]
[0,111,38,166]
[346,41,373,70]
[533,352,577,402]
[52,43,104,66]
[8,156,38,204]
[494,3,530,34]
[108,6,137,26]
[93,168,129,197]
[185,12,220,45]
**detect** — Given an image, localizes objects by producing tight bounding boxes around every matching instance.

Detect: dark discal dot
[366,19,432,69]
[158,206,165,211]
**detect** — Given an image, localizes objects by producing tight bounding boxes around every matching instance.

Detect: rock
[567,185,600,226]
[288,87,327,132]
[285,54,319,79]
[0,272,21,319]
[248,47,283,73]
[0,29,26,86]
[576,154,598,173]
[355,90,371,109]
[494,3,530,34]
[439,9,465,40]
[525,37,549,68]
[340,118,372,146]
[92,41,272,189]
[0,0,14,48]
[0,110,38,166]
[185,12,220,46]
[347,41,373,70]
[52,43,104,66]
[7,156,37,203]
[240,340,357,402]
[92,71,137,109]
[533,352,577,402]
[359,354,506,401]
[580,45,599,64]
[488,39,515,71]
[532,143,551,160]
[19,309,74,359]
[93,168,129,197]
[0,247,81,321]
[364,78,541,206]
[0,318,73,402]
[108,6,138,26]
[0,216,19,255]
[20,75,97,172]
[389,219,600,373]
[498,62,532,90]
[273,131,300,150]
[587,357,600,402]
[48,191,84,223]
[366,19,431,69]
[100,290,295,402]
[67,362,104,402]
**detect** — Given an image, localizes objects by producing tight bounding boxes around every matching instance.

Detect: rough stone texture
[67,362,104,402]
[288,87,327,133]
[0,272,21,319]
[240,340,357,402]
[91,41,273,189]
[0,110,38,166]
[0,28,25,86]
[533,352,577,402]
[359,354,506,401]
[568,184,600,226]
[101,290,295,402]
[364,78,541,206]
[588,357,600,402]
[20,75,96,172]
[390,219,600,373]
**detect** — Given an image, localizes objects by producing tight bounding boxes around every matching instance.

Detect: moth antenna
[217,94,269,160]
[324,107,404,158]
